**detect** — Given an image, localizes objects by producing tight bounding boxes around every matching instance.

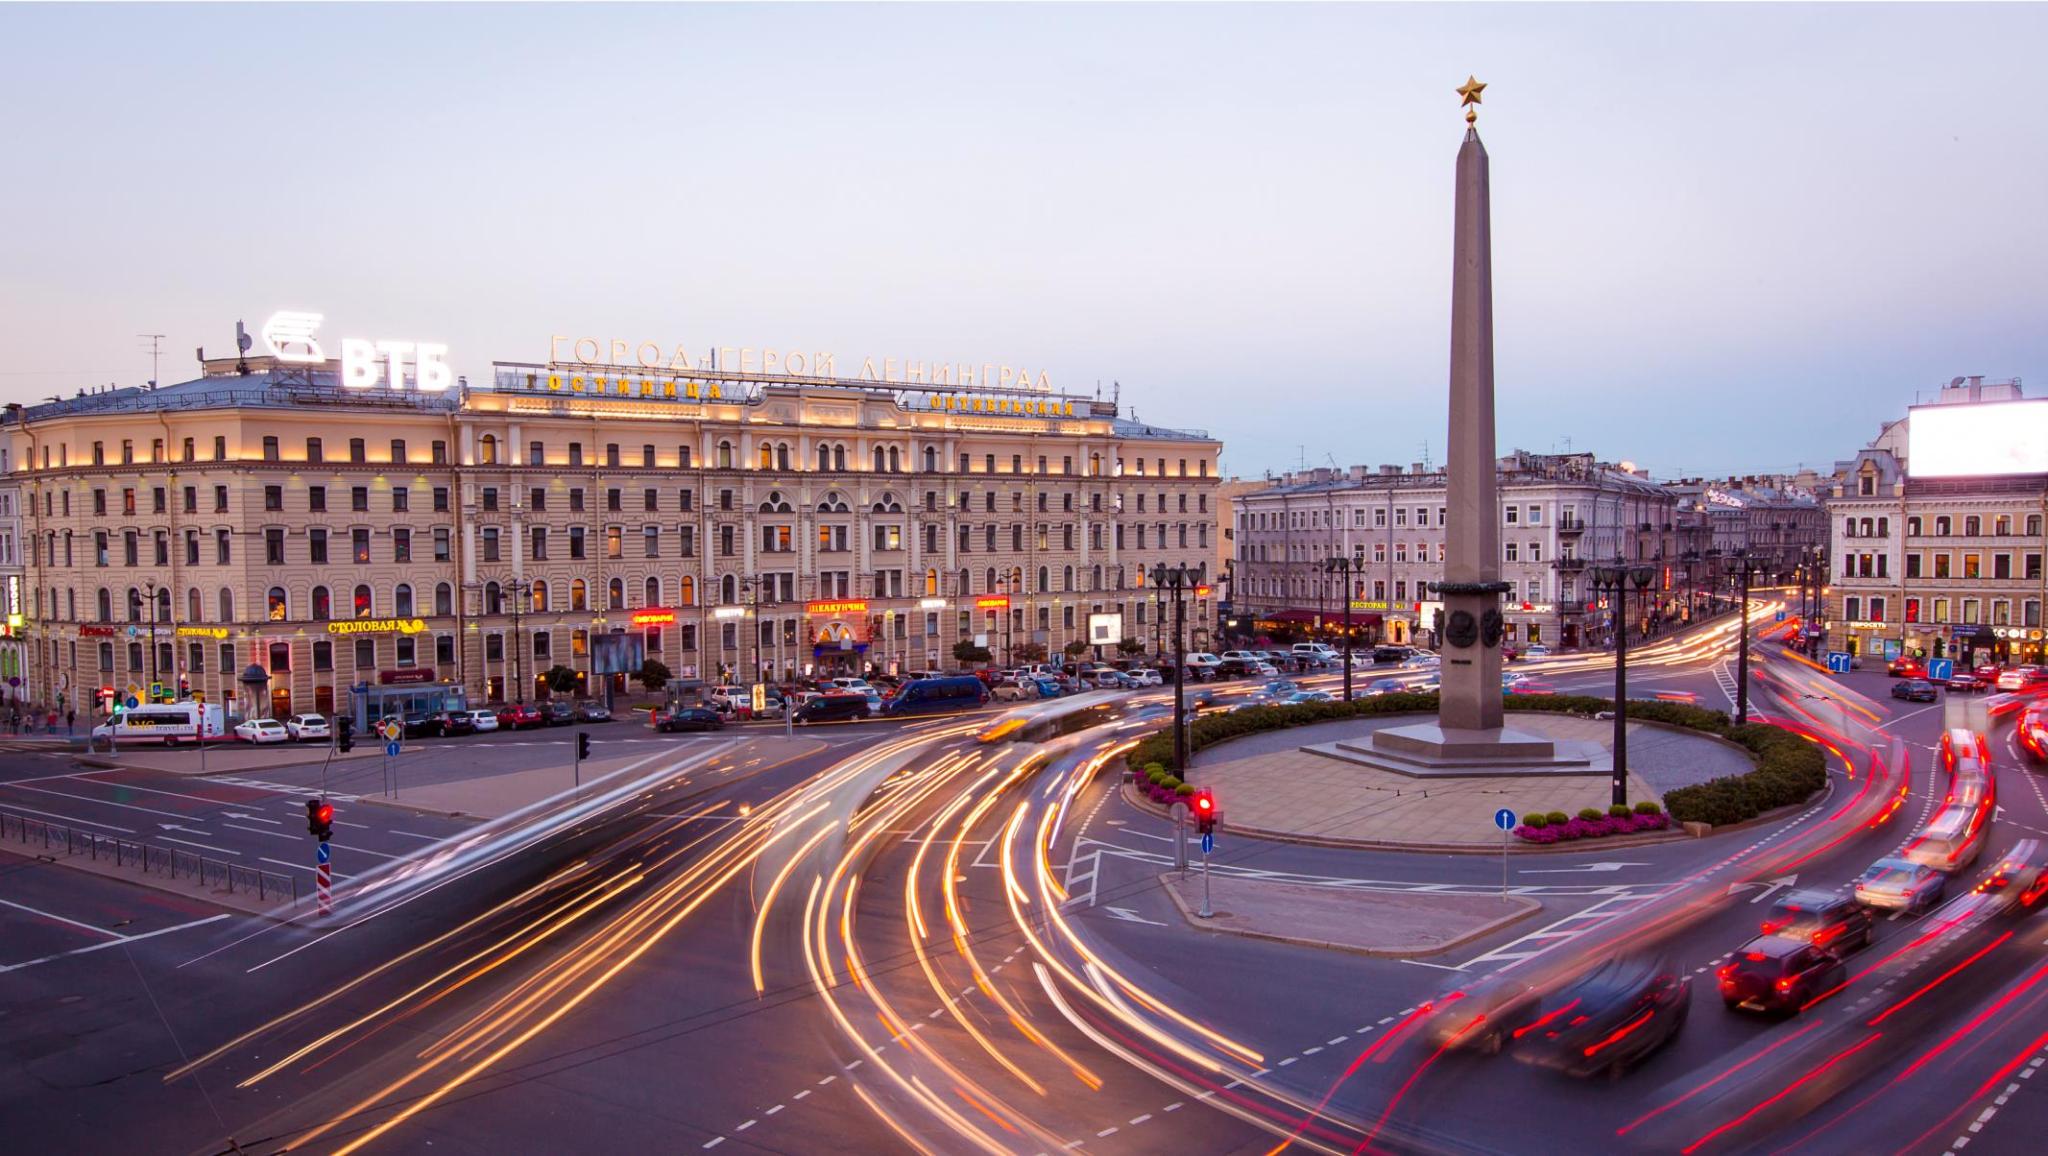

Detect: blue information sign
[1825,651,1854,674]
[123,695,139,710]
[1927,658,1955,682]
[1775,610,1787,623]
[1494,807,1518,831]
[1200,832,1215,855]
[316,841,330,865]
[385,740,401,757]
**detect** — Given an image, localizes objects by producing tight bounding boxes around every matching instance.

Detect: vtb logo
[259,310,452,391]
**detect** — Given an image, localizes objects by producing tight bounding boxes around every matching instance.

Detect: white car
[283,714,331,742]
[1522,645,1552,660]
[1251,661,1278,677]
[1501,671,1527,686]
[1220,650,1261,664]
[1124,668,1164,687]
[1400,653,1441,670]
[462,709,501,733]
[235,718,290,744]
[860,687,884,715]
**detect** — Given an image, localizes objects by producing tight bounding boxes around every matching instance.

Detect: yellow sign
[327,618,428,636]
[175,625,228,639]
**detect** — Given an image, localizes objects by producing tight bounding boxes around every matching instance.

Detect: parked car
[1891,678,1939,703]
[438,710,476,736]
[794,693,872,724]
[1717,934,1846,1015]
[1516,955,1692,1079]
[1889,657,1927,679]
[402,711,446,739]
[284,714,331,742]
[655,705,724,732]
[1760,889,1874,952]
[1125,667,1164,687]
[235,718,290,744]
[575,702,612,723]
[497,703,544,730]
[1216,655,1262,679]
[1372,645,1415,664]
[461,708,500,733]
[1854,856,1946,911]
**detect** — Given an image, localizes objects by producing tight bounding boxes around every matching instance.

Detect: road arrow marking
[222,811,279,825]
[157,822,213,836]
[1102,906,1168,926]
[1519,861,1651,875]
[1726,874,1800,904]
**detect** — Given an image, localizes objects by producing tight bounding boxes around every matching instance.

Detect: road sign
[1200,831,1215,855]
[149,682,165,701]
[123,695,139,710]
[1825,651,1854,674]
[380,720,402,742]
[1774,610,1786,622]
[1883,639,1902,661]
[1927,658,1955,682]
[385,740,401,757]
[1493,807,1518,832]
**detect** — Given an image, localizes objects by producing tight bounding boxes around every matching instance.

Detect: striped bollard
[316,840,332,915]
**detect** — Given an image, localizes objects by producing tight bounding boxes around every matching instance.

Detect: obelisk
[1437,75,1507,734]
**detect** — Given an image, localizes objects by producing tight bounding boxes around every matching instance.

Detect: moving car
[1761,889,1874,951]
[1996,665,2041,691]
[1854,856,1946,911]
[1889,656,1927,679]
[575,702,612,723]
[461,708,500,733]
[1364,678,1407,696]
[1975,839,2048,913]
[794,693,872,723]
[1400,653,1441,670]
[234,718,290,744]
[284,714,331,742]
[497,703,544,730]
[1891,678,1939,703]
[2019,708,2048,763]
[881,675,992,716]
[1717,935,1846,1015]
[1281,690,1335,704]
[1947,673,1986,693]
[1429,972,1542,1054]
[1507,681,1561,696]
[1522,645,1553,660]
[1516,955,1692,1079]
[1372,645,1416,664]
[654,705,724,732]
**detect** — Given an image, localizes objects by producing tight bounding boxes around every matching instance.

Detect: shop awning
[1258,609,1381,627]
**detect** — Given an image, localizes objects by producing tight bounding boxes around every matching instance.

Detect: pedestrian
[44,708,56,734]
[66,705,75,734]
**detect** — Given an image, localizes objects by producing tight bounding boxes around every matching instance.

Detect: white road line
[387,829,441,841]
[0,914,230,974]
[0,803,136,833]
[0,782,185,817]
[260,856,349,878]
[0,897,124,938]
[160,836,240,855]
[222,823,297,841]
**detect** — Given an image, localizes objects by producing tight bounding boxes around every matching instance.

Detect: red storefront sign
[378,668,437,685]
[630,609,677,627]
[974,595,1011,611]
[806,599,869,616]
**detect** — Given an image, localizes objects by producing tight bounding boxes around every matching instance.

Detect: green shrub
[1608,804,1633,819]
[1634,800,1662,814]
[1662,722,1826,827]
[1545,811,1570,826]
[1523,812,1549,829]
[1161,776,1184,792]
[1146,768,1168,785]
[1577,807,1605,822]
[1175,783,1195,797]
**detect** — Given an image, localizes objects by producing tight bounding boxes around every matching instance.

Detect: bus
[977,693,1129,744]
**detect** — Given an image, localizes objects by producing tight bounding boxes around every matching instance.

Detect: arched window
[353,584,373,617]
[759,491,793,513]
[645,576,660,606]
[435,582,452,616]
[985,566,998,591]
[267,587,288,621]
[832,445,846,471]
[1038,566,1049,593]
[156,587,171,622]
[679,575,696,606]
[777,444,791,471]
[186,587,201,623]
[817,491,849,514]
[97,588,111,622]
[127,587,141,621]
[1090,452,1101,476]
[1844,517,1857,538]
[311,585,330,620]
[717,440,734,469]
[1935,515,1952,535]
[758,443,774,470]
[720,574,738,604]
[484,581,503,616]
[570,579,587,611]
[887,446,900,472]
[924,568,938,596]
[872,447,886,472]
[1010,566,1023,591]
[984,525,996,551]
[2031,515,2044,536]
[872,491,902,514]
[1965,515,1982,535]
[478,434,498,464]
[923,446,937,472]
[531,580,548,612]
[607,578,624,610]
[957,568,970,595]
[394,584,414,617]
[218,587,234,621]
[1063,565,1074,591]
[817,444,831,472]
[1907,516,1923,536]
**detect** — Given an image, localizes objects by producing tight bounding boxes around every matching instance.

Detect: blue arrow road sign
[316,842,330,865]
[1927,658,1955,682]
[1775,610,1787,622]
[1494,808,1518,831]
[385,740,401,757]
[1200,832,1215,855]
[1825,651,1854,674]
[124,695,139,710]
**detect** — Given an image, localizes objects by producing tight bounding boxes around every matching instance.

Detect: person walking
[65,705,75,734]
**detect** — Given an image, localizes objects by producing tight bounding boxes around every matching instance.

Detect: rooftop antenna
[233,320,252,376]
[138,333,166,389]
[1297,445,1307,470]
[1421,438,1433,471]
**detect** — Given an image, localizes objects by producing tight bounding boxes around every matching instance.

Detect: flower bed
[1515,801,1670,843]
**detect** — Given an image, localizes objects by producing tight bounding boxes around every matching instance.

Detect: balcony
[1554,557,1587,572]
[1557,518,1585,536]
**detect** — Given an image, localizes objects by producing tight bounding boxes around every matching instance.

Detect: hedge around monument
[1123,691,1824,828]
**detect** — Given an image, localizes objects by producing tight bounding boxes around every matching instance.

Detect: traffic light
[306,798,334,840]
[576,731,591,761]
[336,716,354,753]
[1192,788,1217,834]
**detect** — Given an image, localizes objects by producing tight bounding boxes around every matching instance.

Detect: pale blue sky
[3,3,2042,479]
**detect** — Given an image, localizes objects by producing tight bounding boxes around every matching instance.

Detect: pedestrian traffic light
[1193,788,1217,834]
[336,716,354,753]
[576,731,591,761]
[306,798,334,840]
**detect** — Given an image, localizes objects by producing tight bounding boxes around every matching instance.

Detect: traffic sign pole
[1494,808,1518,901]
[1199,837,1213,918]
[316,839,332,916]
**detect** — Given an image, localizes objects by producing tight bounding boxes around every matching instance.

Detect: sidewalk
[1159,871,1539,957]
[74,741,382,777]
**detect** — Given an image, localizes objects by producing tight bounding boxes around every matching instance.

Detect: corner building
[6,355,1219,720]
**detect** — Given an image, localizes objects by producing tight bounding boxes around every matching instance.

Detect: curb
[1155,871,1543,958]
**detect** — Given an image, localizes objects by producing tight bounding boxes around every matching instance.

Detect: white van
[91,702,226,747]
[1291,643,1337,665]
[1904,807,1987,874]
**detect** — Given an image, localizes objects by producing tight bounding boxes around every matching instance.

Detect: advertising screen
[1087,612,1125,646]
[1908,400,2048,477]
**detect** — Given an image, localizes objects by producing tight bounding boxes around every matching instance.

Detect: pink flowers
[1515,810,1668,843]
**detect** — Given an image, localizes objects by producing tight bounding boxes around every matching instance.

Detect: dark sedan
[1891,678,1939,703]
[439,710,477,737]
[655,706,724,733]
[1718,935,1846,1015]
[542,701,575,726]
[1516,955,1691,1079]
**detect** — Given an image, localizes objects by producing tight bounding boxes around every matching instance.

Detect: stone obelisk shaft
[1440,127,1504,732]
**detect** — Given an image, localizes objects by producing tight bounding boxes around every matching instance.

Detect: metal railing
[0,812,299,906]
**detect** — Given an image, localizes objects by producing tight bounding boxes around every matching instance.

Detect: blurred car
[1429,972,1542,1054]
[1522,645,1552,660]
[1975,839,2048,913]
[1761,889,1874,951]
[1364,678,1407,696]
[1516,955,1692,1079]
[497,703,544,730]
[234,718,289,744]
[1717,934,1846,1015]
[575,701,612,723]
[655,705,724,732]
[461,708,500,733]
[542,701,575,726]
[1854,856,1946,911]
[1400,653,1441,670]
[1890,678,1938,703]
[1501,671,1527,687]
[794,693,872,723]
[1507,681,1560,696]
[1995,666,2048,691]
[438,710,476,736]
[284,714,330,742]
[1947,673,1987,694]
[1281,690,1334,704]
[2020,708,2048,763]
[1976,663,2004,683]
[1889,657,1926,679]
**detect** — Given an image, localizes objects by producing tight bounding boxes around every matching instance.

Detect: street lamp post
[141,581,162,699]
[1591,560,1657,807]
[1733,553,1763,725]
[1151,562,1207,780]
[506,579,530,703]
[1323,555,1360,702]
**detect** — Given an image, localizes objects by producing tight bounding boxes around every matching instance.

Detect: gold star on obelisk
[1457,75,1487,125]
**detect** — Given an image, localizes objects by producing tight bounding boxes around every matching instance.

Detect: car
[1365,678,1408,696]
[538,701,573,727]
[1125,667,1163,687]
[881,675,991,716]
[1372,645,1415,664]
[1507,681,1561,696]
[1400,653,1441,670]
[655,705,724,732]
[1891,678,1939,703]
[438,710,476,736]
[1854,856,1947,911]
[1522,645,1552,660]
[1515,955,1692,1079]
[283,713,331,742]
[1889,657,1927,679]
[402,711,446,739]
[1975,839,2048,913]
[1976,663,2004,683]
[2021,708,2048,763]
[1250,661,1279,678]
[794,693,872,723]
[1281,690,1334,704]
[461,708,500,733]
[1947,673,1986,693]
[1997,666,2040,691]
[575,702,612,723]
[1760,889,1875,952]
[1216,656,1262,679]
[235,718,290,744]
[497,703,544,730]
[1501,671,1527,686]
[1429,972,1543,1054]
[1717,934,1847,1015]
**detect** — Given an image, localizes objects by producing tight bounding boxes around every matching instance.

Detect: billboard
[591,632,647,676]
[1088,612,1125,646]
[1908,400,2048,477]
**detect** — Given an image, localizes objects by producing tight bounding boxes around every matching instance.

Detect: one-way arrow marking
[1519,861,1651,875]
[1727,874,1800,904]
[158,822,214,836]
[222,811,279,825]
[1102,906,1168,926]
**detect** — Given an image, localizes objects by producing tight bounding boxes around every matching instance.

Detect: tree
[952,640,992,665]
[542,664,580,694]
[1014,641,1048,663]
[1116,637,1145,656]
[633,658,673,692]
[1063,640,1091,659]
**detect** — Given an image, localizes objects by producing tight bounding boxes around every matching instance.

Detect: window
[532,527,548,560]
[482,487,498,512]
[308,485,326,513]
[435,583,452,616]
[569,526,586,560]
[568,443,584,468]
[606,525,622,559]
[265,528,285,565]
[267,586,288,621]
[530,441,545,466]
[218,587,234,621]
[644,526,660,558]
[482,528,500,562]
[607,488,622,513]
[353,528,371,564]
[392,487,408,512]
[433,440,448,465]
[352,486,369,512]
[394,584,414,617]
[393,527,412,563]
[433,486,449,512]
[262,436,280,461]
[353,584,373,617]
[434,527,451,562]
[312,585,331,620]
[216,529,231,564]
[356,638,375,669]
[607,443,621,468]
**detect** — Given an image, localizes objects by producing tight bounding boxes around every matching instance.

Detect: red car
[1976,663,2003,683]
[1888,657,1925,679]
[496,703,543,730]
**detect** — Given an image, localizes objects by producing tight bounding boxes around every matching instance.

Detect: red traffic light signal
[306,798,334,840]
[1192,788,1217,833]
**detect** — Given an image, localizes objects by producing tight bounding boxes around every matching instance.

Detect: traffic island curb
[1155,871,1542,958]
